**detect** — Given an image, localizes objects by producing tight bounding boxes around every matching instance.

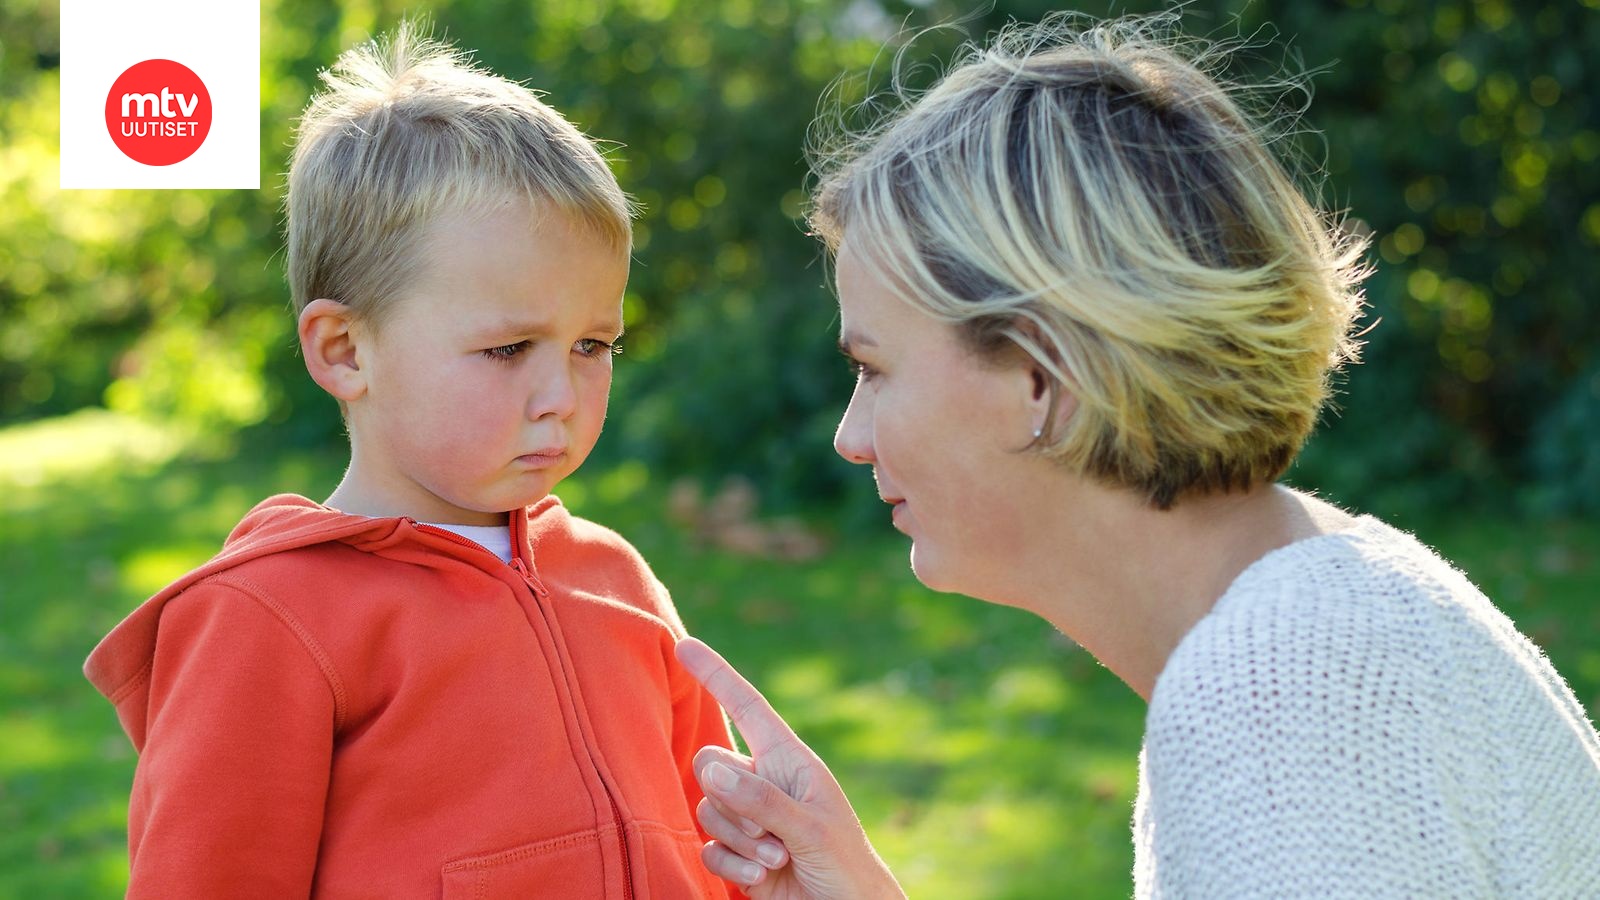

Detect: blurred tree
[1257,0,1600,515]
[2,0,1596,513]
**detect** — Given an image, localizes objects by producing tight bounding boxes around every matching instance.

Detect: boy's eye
[482,341,529,362]
[574,338,623,358]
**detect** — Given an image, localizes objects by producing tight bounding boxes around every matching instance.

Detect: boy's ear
[299,298,367,401]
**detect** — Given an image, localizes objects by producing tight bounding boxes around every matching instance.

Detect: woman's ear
[1025,364,1051,439]
[1026,362,1078,442]
[1005,318,1076,442]
[299,298,367,402]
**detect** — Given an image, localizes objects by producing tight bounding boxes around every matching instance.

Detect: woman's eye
[846,358,877,381]
[575,338,623,358]
[482,342,529,362]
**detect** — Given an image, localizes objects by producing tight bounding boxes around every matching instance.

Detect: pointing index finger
[676,637,800,758]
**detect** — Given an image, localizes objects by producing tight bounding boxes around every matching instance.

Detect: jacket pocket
[441,829,606,899]
[631,821,729,899]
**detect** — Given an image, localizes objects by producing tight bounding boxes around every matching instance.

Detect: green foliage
[1529,363,1600,515]
[1259,0,1600,514]
[2,0,1597,511]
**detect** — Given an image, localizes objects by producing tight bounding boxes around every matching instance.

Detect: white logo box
[60,0,260,190]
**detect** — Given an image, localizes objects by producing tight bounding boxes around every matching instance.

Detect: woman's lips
[887,498,907,529]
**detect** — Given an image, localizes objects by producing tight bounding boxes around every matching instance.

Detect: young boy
[85,23,745,898]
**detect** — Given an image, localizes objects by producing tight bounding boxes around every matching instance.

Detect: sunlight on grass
[554,480,590,510]
[890,794,1109,899]
[93,850,131,894]
[1579,652,1600,685]
[0,409,184,488]
[57,796,130,838]
[26,603,110,656]
[0,661,48,697]
[119,545,219,597]
[825,682,943,762]
[924,724,1022,768]
[894,587,982,650]
[0,715,80,773]
[990,664,1071,716]
[596,459,650,504]
[766,654,843,701]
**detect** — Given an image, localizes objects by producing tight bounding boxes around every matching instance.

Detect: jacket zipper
[411,520,636,898]
[510,555,635,900]
[408,520,502,559]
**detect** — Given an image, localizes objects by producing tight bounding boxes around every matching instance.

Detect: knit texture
[1134,516,1600,898]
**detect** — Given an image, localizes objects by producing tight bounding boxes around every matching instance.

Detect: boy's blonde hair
[286,21,631,324]
[809,13,1370,509]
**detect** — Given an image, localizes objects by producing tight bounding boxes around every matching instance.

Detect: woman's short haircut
[810,13,1370,509]
[285,20,632,327]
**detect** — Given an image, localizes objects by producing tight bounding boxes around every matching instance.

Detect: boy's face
[345,199,628,525]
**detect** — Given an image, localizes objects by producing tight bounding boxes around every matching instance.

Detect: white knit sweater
[1133,516,1600,897]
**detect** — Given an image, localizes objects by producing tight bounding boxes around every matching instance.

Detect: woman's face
[832,238,1046,596]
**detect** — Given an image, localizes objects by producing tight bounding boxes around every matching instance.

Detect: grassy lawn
[3,411,1597,898]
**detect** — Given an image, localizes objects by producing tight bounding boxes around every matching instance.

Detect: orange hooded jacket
[85,494,740,899]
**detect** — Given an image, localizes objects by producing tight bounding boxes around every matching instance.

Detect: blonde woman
[676,14,1600,898]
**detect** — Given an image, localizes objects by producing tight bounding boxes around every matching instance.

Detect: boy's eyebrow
[472,318,625,340]
[470,321,548,343]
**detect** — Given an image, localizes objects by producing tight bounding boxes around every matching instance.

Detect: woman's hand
[676,637,906,900]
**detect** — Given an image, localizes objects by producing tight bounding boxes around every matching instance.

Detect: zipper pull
[510,557,547,598]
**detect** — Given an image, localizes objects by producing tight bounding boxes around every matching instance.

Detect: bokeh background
[2,0,1597,896]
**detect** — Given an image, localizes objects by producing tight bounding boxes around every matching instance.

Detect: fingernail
[740,817,765,839]
[740,862,763,885]
[757,842,786,868]
[707,762,738,792]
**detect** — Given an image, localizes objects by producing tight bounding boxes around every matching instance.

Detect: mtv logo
[60,0,259,189]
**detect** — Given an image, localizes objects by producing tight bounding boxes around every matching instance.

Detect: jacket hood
[84,495,390,709]
[83,494,562,713]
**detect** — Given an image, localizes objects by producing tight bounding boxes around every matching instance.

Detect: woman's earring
[1032,425,1043,440]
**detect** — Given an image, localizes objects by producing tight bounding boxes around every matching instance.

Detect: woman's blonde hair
[810,13,1369,508]
[285,20,632,325]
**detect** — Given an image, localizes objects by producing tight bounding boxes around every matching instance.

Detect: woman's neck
[1003,482,1355,701]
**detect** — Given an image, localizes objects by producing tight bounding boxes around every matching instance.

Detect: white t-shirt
[1134,516,1600,897]
[423,522,513,564]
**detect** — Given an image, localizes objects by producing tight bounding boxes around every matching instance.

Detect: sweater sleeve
[1137,591,1494,898]
[128,580,336,900]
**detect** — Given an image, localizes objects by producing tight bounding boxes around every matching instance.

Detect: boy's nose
[527,363,579,421]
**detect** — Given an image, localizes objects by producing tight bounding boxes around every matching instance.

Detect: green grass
[2,412,1597,898]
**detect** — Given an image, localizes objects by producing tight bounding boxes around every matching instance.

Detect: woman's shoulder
[1152,517,1480,725]
[1139,514,1600,896]
[1216,512,1477,616]
[1149,512,1590,752]
[1192,513,1504,653]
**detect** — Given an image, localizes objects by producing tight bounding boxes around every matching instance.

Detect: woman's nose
[833,389,874,465]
